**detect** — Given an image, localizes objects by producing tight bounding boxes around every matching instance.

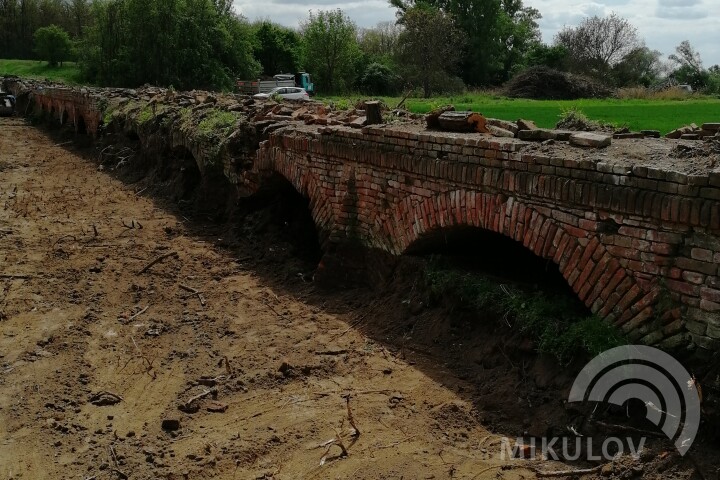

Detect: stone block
[569,132,612,148]
[487,125,515,138]
[516,118,538,130]
[517,129,556,141]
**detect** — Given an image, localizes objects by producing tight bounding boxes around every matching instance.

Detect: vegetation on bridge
[424,260,626,363]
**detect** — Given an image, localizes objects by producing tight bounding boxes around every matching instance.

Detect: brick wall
[32,88,102,135]
[9,79,720,356]
[257,125,720,355]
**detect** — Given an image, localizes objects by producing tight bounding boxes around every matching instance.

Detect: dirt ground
[0,117,716,480]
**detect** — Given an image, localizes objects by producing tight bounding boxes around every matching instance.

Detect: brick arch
[382,189,658,329]
[263,154,337,247]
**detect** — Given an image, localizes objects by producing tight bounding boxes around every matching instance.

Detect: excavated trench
[5,92,720,478]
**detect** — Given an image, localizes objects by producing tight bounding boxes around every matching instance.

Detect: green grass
[0,58,83,84]
[197,110,239,138]
[321,93,720,135]
[424,260,626,363]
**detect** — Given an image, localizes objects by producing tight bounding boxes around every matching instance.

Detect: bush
[504,66,612,100]
[357,62,401,95]
[615,86,692,100]
[34,25,73,67]
[556,107,618,131]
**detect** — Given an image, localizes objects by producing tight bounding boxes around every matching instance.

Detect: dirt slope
[2,117,717,480]
[0,118,541,480]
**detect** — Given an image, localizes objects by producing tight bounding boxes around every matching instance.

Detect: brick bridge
[258,127,720,354]
[7,79,720,355]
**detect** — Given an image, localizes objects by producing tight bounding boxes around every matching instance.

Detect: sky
[233,0,720,68]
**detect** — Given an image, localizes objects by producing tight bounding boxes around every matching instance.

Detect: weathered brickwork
[32,88,102,135]
[9,80,720,356]
[257,126,720,354]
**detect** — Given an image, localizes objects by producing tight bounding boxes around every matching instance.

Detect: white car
[254,87,310,101]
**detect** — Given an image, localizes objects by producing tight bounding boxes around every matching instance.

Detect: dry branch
[534,465,604,477]
[179,284,206,306]
[0,274,34,280]
[138,251,178,274]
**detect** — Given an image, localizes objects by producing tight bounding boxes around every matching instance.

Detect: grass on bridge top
[323,93,720,135]
[0,59,83,85]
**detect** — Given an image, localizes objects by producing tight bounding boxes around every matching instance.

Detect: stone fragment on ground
[569,132,612,148]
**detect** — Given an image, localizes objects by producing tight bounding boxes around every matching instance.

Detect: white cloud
[234,0,720,66]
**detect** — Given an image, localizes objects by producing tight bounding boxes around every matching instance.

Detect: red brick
[701,287,720,303]
[666,279,699,296]
[562,245,583,277]
[617,284,643,312]
[691,248,714,262]
[607,245,641,260]
[618,225,647,239]
[564,224,589,238]
[682,271,705,285]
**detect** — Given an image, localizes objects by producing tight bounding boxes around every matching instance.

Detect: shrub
[556,107,618,131]
[358,62,401,95]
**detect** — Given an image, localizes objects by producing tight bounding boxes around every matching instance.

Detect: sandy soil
[2,117,717,480]
[0,117,546,480]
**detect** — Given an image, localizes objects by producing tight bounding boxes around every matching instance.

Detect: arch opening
[406,226,571,289]
[158,146,201,201]
[76,115,87,134]
[403,225,607,362]
[238,173,322,265]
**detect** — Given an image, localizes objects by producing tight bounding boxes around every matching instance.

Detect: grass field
[0,59,83,84]
[324,94,720,135]
[2,58,717,135]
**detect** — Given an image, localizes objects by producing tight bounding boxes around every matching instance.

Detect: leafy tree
[391,0,540,85]
[555,13,640,77]
[1,0,91,59]
[395,5,464,97]
[496,0,542,81]
[358,21,401,65]
[300,9,359,93]
[523,43,568,70]
[611,46,662,87]
[79,0,260,90]
[252,21,301,76]
[668,40,709,90]
[34,24,73,66]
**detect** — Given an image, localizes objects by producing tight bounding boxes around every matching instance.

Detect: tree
[252,21,301,76]
[668,41,709,90]
[358,21,401,63]
[555,13,640,77]
[300,9,359,93]
[497,0,542,81]
[357,62,401,95]
[391,0,541,85]
[611,46,662,87]
[79,0,260,90]
[523,43,568,70]
[395,5,464,97]
[34,24,73,66]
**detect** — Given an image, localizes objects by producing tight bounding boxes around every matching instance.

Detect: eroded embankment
[3,77,720,477]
